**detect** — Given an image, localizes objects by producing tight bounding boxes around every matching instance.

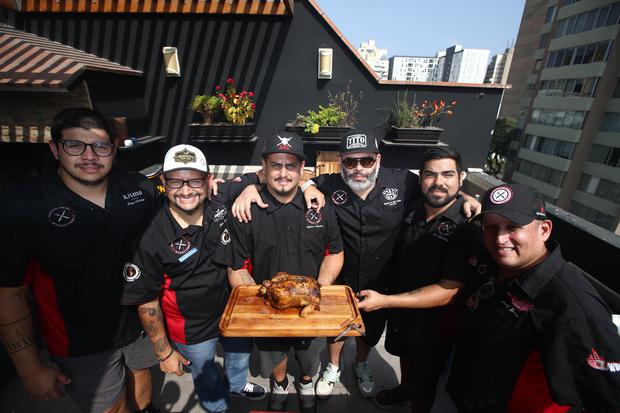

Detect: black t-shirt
[313,167,420,291]
[388,196,479,347]
[120,176,257,345]
[215,187,343,283]
[448,241,620,412]
[0,168,161,356]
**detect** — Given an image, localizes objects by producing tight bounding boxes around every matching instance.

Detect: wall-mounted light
[318,48,333,79]
[162,46,181,77]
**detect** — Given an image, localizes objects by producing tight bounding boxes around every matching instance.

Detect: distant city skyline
[314,0,525,58]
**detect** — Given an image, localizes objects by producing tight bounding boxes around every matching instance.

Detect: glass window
[574,13,587,33]
[583,43,596,64]
[572,111,586,129]
[539,33,550,49]
[593,41,609,62]
[574,46,586,64]
[564,78,576,95]
[609,147,620,167]
[613,79,620,97]
[601,112,620,132]
[583,10,597,31]
[566,15,578,34]
[546,5,556,23]
[596,179,620,203]
[563,111,575,128]
[555,19,567,38]
[607,3,620,25]
[589,144,609,163]
[595,6,609,28]
[573,78,584,95]
[582,77,597,96]
[531,109,541,123]
[578,174,591,191]
[557,141,575,159]
[524,134,537,149]
[563,48,575,65]
[546,51,556,68]
[554,111,566,127]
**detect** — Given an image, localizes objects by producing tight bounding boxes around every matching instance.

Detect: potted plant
[287,83,361,140]
[189,77,257,140]
[388,92,456,143]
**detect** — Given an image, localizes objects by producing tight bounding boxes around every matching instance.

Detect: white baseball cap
[163,144,208,174]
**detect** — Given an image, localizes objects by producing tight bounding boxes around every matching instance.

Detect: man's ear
[300,160,306,170]
[49,141,60,161]
[459,170,467,186]
[540,219,553,241]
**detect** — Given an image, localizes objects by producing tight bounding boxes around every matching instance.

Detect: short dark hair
[420,147,463,173]
[51,108,115,143]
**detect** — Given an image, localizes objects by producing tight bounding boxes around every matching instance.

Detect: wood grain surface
[219,285,365,337]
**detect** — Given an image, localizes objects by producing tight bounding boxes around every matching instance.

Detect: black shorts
[255,337,323,379]
[359,308,388,347]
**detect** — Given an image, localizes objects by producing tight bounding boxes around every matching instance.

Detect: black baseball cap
[262,131,306,161]
[477,183,547,226]
[339,130,379,155]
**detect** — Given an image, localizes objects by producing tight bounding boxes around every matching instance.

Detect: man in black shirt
[121,144,265,413]
[0,108,160,413]
[448,184,620,412]
[357,147,478,412]
[216,132,344,412]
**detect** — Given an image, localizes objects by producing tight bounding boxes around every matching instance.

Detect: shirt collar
[49,166,115,209]
[512,240,563,299]
[409,195,465,227]
[262,186,304,213]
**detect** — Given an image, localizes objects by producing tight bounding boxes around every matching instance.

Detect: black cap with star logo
[262,131,306,161]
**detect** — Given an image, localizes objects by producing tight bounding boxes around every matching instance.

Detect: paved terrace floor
[0,331,457,413]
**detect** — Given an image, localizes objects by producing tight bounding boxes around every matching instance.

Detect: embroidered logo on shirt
[122,190,145,206]
[507,292,534,312]
[48,206,75,227]
[170,236,192,255]
[489,186,512,205]
[382,187,398,201]
[331,190,348,206]
[213,207,227,223]
[305,209,323,226]
[220,229,231,245]
[123,263,141,282]
[437,221,456,236]
[587,348,620,372]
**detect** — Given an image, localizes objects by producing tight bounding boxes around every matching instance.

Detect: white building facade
[357,39,389,80]
[485,47,514,84]
[388,56,439,81]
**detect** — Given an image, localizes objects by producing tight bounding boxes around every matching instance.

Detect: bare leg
[355,337,372,363]
[272,355,288,382]
[102,388,131,413]
[126,368,152,411]
[327,337,345,366]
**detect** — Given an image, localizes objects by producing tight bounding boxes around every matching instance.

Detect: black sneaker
[374,385,411,409]
[230,381,267,401]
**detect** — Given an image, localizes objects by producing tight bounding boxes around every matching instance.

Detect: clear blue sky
[314,0,527,57]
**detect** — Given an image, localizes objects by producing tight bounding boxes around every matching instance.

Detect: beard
[341,165,379,193]
[423,184,458,208]
[60,163,108,186]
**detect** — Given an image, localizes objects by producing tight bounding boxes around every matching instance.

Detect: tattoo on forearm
[144,320,157,337]
[0,320,36,354]
[154,338,168,354]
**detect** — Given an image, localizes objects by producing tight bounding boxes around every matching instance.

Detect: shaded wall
[7,0,503,168]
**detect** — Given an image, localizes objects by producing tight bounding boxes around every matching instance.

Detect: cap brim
[476,210,535,226]
[262,150,306,161]
[162,166,208,174]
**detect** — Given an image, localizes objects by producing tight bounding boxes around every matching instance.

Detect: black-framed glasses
[59,140,114,157]
[164,178,206,189]
[342,156,376,169]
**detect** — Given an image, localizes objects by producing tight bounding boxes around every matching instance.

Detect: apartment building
[388,55,439,81]
[485,47,515,84]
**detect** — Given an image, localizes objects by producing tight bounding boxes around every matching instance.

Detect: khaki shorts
[51,333,157,413]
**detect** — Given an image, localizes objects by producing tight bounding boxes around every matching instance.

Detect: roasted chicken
[258,272,321,317]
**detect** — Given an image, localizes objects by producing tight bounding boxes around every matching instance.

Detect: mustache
[428,185,448,193]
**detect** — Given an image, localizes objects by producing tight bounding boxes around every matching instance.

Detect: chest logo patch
[170,236,192,255]
[587,348,620,372]
[213,207,227,223]
[489,186,513,205]
[331,190,348,206]
[123,263,141,282]
[48,206,76,227]
[220,229,231,245]
[437,221,456,236]
[305,209,323,225]
[477,262,488,274]
[382,187,398,201]
[507,292,533,312]
[122,190,145,206]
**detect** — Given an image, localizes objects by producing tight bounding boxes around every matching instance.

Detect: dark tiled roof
[0,24,142,91]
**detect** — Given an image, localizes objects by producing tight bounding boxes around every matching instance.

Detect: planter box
[286,124,351,141]
[189,122,256,141]
[389,127,443,144]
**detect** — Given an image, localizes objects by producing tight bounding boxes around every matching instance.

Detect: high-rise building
[388,55,439,81]
[357,39,389,80]
[485,48,515,84]
[438,45,490,84]
[505,0,620,234]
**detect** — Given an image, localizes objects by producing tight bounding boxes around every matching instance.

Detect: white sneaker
[297,379,315,408]
[316,364,341,398]
[269,378,288,411]
[354,361,374,398]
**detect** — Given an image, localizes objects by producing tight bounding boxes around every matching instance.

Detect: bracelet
[157,346,174,362]
[301,180,316,193]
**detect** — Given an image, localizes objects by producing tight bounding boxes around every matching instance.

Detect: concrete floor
[0,332,457,413]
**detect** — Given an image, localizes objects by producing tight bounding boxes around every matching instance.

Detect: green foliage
[190,95,221,124]
[293,82,361,134]
[390,91,456,128]
[485,117,516,177]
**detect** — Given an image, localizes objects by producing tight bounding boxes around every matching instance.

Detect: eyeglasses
[341,156,376,169]
[468,280,495,311]
[59,140,115,157]
[164,178,206,189]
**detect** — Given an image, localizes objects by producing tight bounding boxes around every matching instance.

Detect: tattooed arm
[137,299,189,376]
[0,285,71,399]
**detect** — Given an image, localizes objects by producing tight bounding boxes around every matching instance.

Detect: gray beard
[341,166,379,193]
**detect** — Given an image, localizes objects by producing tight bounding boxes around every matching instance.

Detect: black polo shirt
[313,168,420,292]
[387,196,479,347]
[120,177,257,345]
[0,168,160,357]
[215,187,343,282]
[448,241,620,412]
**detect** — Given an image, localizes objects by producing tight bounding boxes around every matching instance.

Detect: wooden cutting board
[219,285,365,337]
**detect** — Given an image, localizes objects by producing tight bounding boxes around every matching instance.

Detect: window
[534,59,544,72]
[546,5,556,23]
[596,178,620,203]
[555,19,567,38]
[517,159,565,186]
[570,202,616,231]
[593,41,610,62]
[601,112,620,132]
[613,79,620,97]
[554,3,620,39]
[529,109,587,129]
[589,144,620,167]
[595,6,609,28]
[539,33,550,49]
[583,10,597,31]
[607,3,620,25]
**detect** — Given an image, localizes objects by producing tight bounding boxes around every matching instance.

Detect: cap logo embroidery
[277,135,292,150]
[587,348,620,372]
[170,236,192,255]
[346,134,367,149]
[490,186,512,205]
[220,229,231,245]
[382,188,398,201]
[173,148,197,164]
[48,206,75,227]
[331,189,348,205]
[123,263,141,282]
[305,209,323,225]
